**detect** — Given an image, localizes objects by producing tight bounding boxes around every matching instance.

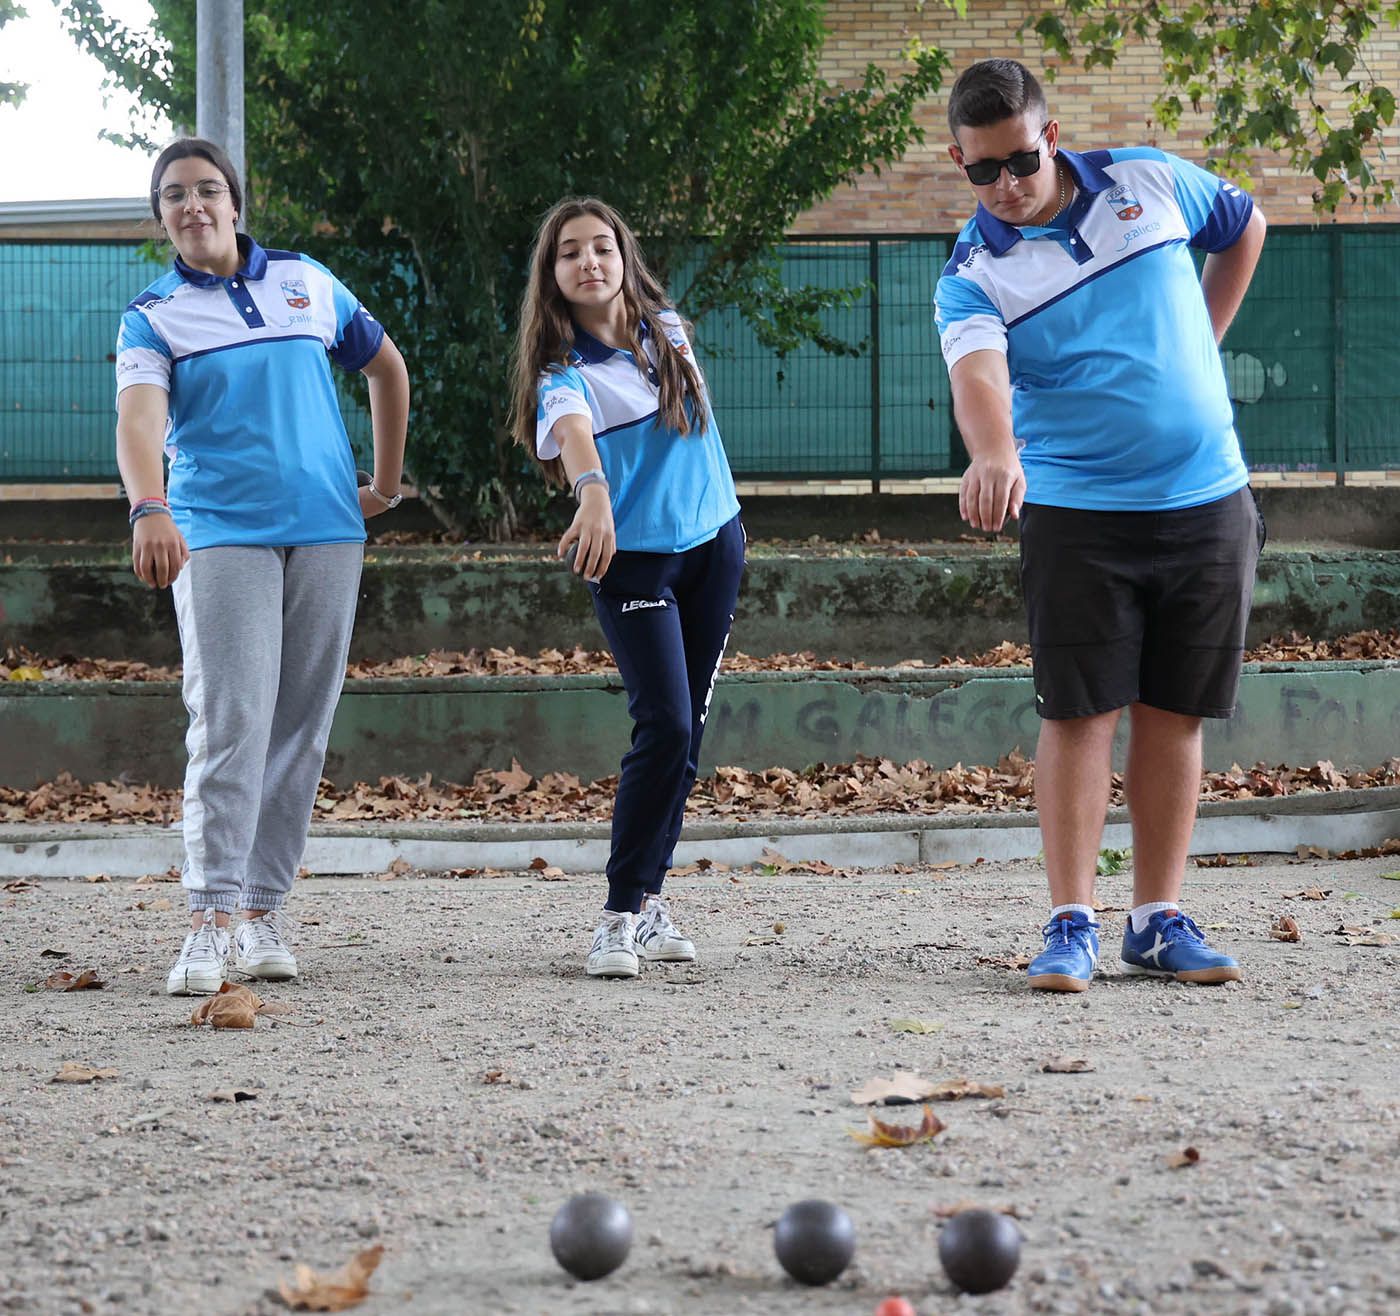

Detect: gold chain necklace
[1039,161,1070,225]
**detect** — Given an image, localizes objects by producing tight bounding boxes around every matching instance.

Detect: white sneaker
[586,911,639,978]
[634,895,696,962]
[233,910,298,981]
[166,911,230,995]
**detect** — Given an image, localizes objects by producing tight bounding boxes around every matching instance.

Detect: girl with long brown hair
[511,197,743,979]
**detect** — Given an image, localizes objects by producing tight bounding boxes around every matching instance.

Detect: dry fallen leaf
[1338,929,1396,947]
[135,866,181,885]
[1040,1057,1094,1074]
[375,857,413,882]
[83,872,110,884]
[1283,888,1331,901]
[278,1245,384,1311]
[742,933,782,947]
[889,1018,943,1035]
[134,897,173,912]
[848,1104,947,1148]
[51,1062,118,1084]
[190,982,263,1029]
[43,968,104,992]
[757,847,797,873]
[12,747,1400,827]
[3,879,38,892]
[1270,915,1303,943]
[1166,1146,1201,1169]
[1195,853,1257,868]
[206,1088,258,1102]
[851,1074,940,1106]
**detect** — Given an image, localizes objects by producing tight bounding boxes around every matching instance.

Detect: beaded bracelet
[128,501,172,527]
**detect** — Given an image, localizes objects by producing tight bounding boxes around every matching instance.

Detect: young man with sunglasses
[935,59,1268,993]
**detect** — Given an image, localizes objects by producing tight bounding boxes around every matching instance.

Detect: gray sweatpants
[171,543,362,913]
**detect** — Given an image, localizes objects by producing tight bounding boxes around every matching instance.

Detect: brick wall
[795,0,1400,232]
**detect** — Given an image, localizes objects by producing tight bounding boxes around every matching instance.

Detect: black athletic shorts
[1018,487,1265,721]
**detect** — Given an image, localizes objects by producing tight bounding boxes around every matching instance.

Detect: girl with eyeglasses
[115,137,410,996]
[510,197,744,979]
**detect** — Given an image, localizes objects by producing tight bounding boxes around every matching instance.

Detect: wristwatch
[367,480,403,509]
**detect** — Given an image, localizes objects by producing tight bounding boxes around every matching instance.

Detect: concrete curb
[4,788,1398,878]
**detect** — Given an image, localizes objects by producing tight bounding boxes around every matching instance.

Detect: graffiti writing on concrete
[701,675,1386,770]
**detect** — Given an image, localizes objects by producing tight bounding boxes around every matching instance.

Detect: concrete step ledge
[4,787,1398,879]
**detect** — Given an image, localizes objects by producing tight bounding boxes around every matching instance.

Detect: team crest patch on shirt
[1105,184,1144,222]
[280,279,311,309]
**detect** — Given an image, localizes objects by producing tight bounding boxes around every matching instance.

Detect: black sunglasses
[961,129,1048,187]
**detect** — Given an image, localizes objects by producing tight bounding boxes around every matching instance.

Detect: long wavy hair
[510,197,708,487]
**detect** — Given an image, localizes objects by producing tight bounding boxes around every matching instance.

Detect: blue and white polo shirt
[935,147,1255,511]
[536,312,740,553]
[115,235,383,549]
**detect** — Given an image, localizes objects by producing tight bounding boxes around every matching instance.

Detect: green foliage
[1,1,27,107]
[1027,0,1400,210]
[1096,846,1132,876]
[60,0,950,535]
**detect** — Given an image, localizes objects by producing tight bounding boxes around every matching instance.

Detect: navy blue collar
[974,148,1115,256]
[569,319,650,366]
[174,233,268,287]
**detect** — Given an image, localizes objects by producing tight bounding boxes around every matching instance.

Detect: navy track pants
[590,514,745,913]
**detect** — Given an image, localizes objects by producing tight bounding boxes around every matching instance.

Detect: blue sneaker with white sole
[1026,911,1100,993]
[1120,909,1241,984]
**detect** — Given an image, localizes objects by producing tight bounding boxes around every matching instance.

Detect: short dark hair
[148,137,243,221]
[947,59,1048,138]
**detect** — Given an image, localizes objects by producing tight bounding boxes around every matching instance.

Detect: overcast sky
[0,0,171,202]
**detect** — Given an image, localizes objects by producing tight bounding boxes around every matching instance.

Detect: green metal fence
[3,230,1398,483]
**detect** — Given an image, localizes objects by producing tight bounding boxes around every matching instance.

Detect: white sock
[1049,903,1097,922]
[1130,900,1179,933]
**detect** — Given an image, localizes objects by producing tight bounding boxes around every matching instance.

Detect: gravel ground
[1,854,1398,1316]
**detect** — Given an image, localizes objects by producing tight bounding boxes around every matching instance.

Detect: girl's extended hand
[132,515,190,589]
[558,484,615,581]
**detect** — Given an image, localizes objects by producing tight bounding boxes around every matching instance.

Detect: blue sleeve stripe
[942,241,977,277]
[118,310,172,356]
[1005,237,1181,331]
[331,315,385,372]
[1191,188,1253,253]
[936,271,1000,329]
[263,248,303,263]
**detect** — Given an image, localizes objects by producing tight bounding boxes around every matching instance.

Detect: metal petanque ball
[937,1209,1022,1294]
[773,1199,856,1286]
[549,1193,633,1281]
